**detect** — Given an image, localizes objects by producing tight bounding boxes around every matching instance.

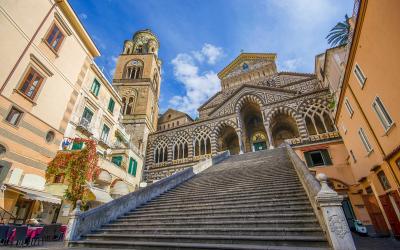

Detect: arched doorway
[239,100,268,152]
[270,113,299,146]
[217,125,240,155]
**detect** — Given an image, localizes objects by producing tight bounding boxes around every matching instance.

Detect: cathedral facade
[144,52,337,182]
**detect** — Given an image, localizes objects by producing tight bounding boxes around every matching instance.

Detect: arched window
[154,140,168,163]
[126,97,134,115]
[153,73,159,91]
[193,128,211,156]
[302,101,336,135]
[124,60,143,79]
[172,136,189,160]
[121,97,127,114]
[136,45,143,53]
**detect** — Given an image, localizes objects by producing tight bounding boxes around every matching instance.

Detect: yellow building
[333,0,400,238]
[0,0,99,224]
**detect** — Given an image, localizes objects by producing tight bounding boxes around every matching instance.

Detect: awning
[6,184,61,204]
[88,187,113,203]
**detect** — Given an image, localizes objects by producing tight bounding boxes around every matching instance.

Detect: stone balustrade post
[236,129,245,154]
[316,174,356,250]
[65,200,82,244]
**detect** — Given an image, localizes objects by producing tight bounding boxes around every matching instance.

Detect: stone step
[176,177,300,188]
[125,206,314,218]
[164,183,304,196]
[117,212,316,223]
[80,234,328,248]
[134,200,312,214]
[142,196,309,210]
[152,191,308,205]
[70,239,328,250]
[93,226,325,237]
[106,218,319,229]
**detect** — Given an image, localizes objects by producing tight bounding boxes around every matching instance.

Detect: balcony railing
[76,118,94,135]
[286,131,341,146]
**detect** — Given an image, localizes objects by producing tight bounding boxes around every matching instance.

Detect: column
[236,129,245,154]
[265,123,274,149]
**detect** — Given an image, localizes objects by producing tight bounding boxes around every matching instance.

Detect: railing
[0,206,16,225]
[65,151,230,243]
[285,143,355,250]
[286,131,341,146]
[76,118,94,135]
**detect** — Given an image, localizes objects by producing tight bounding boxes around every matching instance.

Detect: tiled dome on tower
[122,29,160,56]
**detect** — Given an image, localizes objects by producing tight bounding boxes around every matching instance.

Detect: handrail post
[316,173,356,250]
[65,200,82,244]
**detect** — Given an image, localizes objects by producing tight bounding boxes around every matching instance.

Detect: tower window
[124,60,143,79]
[136,45,143,53]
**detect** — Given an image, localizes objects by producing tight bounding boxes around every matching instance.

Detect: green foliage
[326,14,350,47]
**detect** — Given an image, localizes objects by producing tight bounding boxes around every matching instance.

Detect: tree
[326,15,350,47]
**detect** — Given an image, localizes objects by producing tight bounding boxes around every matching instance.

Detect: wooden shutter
[128,158,133,174]
[132,159,137,176]
[321,149,332,165]
[304,152,313,167]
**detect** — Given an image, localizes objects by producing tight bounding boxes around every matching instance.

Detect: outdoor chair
[14,226,28,247]
[53,224,63,241]
[0,225,10,245]
[42,224,58,241]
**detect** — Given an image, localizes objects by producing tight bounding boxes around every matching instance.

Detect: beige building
[45,62,144,223]
[0,0,100,224]
[112,29,162,156]
[158,109,193,131]
[332,0,400,238]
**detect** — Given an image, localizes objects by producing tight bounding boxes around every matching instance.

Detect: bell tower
[113,29,161,154]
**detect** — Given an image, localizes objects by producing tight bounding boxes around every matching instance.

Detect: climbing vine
[46,138,99,207]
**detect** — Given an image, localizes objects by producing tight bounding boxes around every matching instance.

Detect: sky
[69,0,353,118]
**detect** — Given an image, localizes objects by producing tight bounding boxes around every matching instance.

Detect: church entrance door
[253,141,267,151]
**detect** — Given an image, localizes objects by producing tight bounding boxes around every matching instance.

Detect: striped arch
[193,125,212,156]
[150,135,170,164]
[211,119,238,155]
[234,94,264,113]
[265,106,307,138]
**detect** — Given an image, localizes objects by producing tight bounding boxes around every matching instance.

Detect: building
[45,62,144,224]
[158,109,193,131]
[0,0,100,224]
[332,0,400,238]
[112,29,162,156]
[144,53,346,184]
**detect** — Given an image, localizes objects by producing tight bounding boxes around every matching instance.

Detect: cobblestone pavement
[352,233,400,250]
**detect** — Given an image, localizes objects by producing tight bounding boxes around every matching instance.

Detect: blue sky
[70,0,353,118]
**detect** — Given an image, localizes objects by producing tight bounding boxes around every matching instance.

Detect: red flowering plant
[46,138,99,207]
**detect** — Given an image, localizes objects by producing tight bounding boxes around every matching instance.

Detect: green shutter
[132,159,137,176]
[91,79,100,96]
[108,98,115,113]
[128,158,133,174]
[321,149,332,165]
[304,152,313,167]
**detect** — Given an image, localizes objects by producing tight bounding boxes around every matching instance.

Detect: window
[80,107,93,127]
[344,97,354,117]
[372,97,393,131]
[354,64,366,87]
[45,24,64,52]
[304,149,332,167]
[0,144,6,156]
[100,124,110,142]
[18,67,44,100]
[111,156,123,167]
[124,60,143,79]
[108,98,115,113]
[358,128,373,153]
[54,174,64,184]
[45,131,55,143]
[128,157,137,176]
[5,107,23,126]
[349,150,356,163]
[71,141,83,150]
[177,121,179,126]
[377,171,391,190]
[90,79,100,96]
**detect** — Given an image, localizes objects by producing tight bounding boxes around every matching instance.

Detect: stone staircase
[70,148,329,249]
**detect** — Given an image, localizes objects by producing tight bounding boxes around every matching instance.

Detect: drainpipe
[0,2,57,94]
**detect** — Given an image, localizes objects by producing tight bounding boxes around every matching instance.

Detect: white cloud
[79,13,88,20]
[169,46,222,116]
[201,43,223,64]
[279,58,302,72]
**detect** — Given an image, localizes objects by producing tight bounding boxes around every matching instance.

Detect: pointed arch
[298,98,336,136]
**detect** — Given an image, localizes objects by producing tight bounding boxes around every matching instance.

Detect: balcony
[97,157,135,184]
[286,131,341,146]
[76,118,93,136]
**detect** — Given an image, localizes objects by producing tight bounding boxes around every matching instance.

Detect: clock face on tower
[242,63,249,71]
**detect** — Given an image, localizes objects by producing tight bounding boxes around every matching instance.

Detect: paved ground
[2,234,400,249]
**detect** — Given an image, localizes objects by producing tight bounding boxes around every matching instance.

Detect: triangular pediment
[218,53,277,80]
